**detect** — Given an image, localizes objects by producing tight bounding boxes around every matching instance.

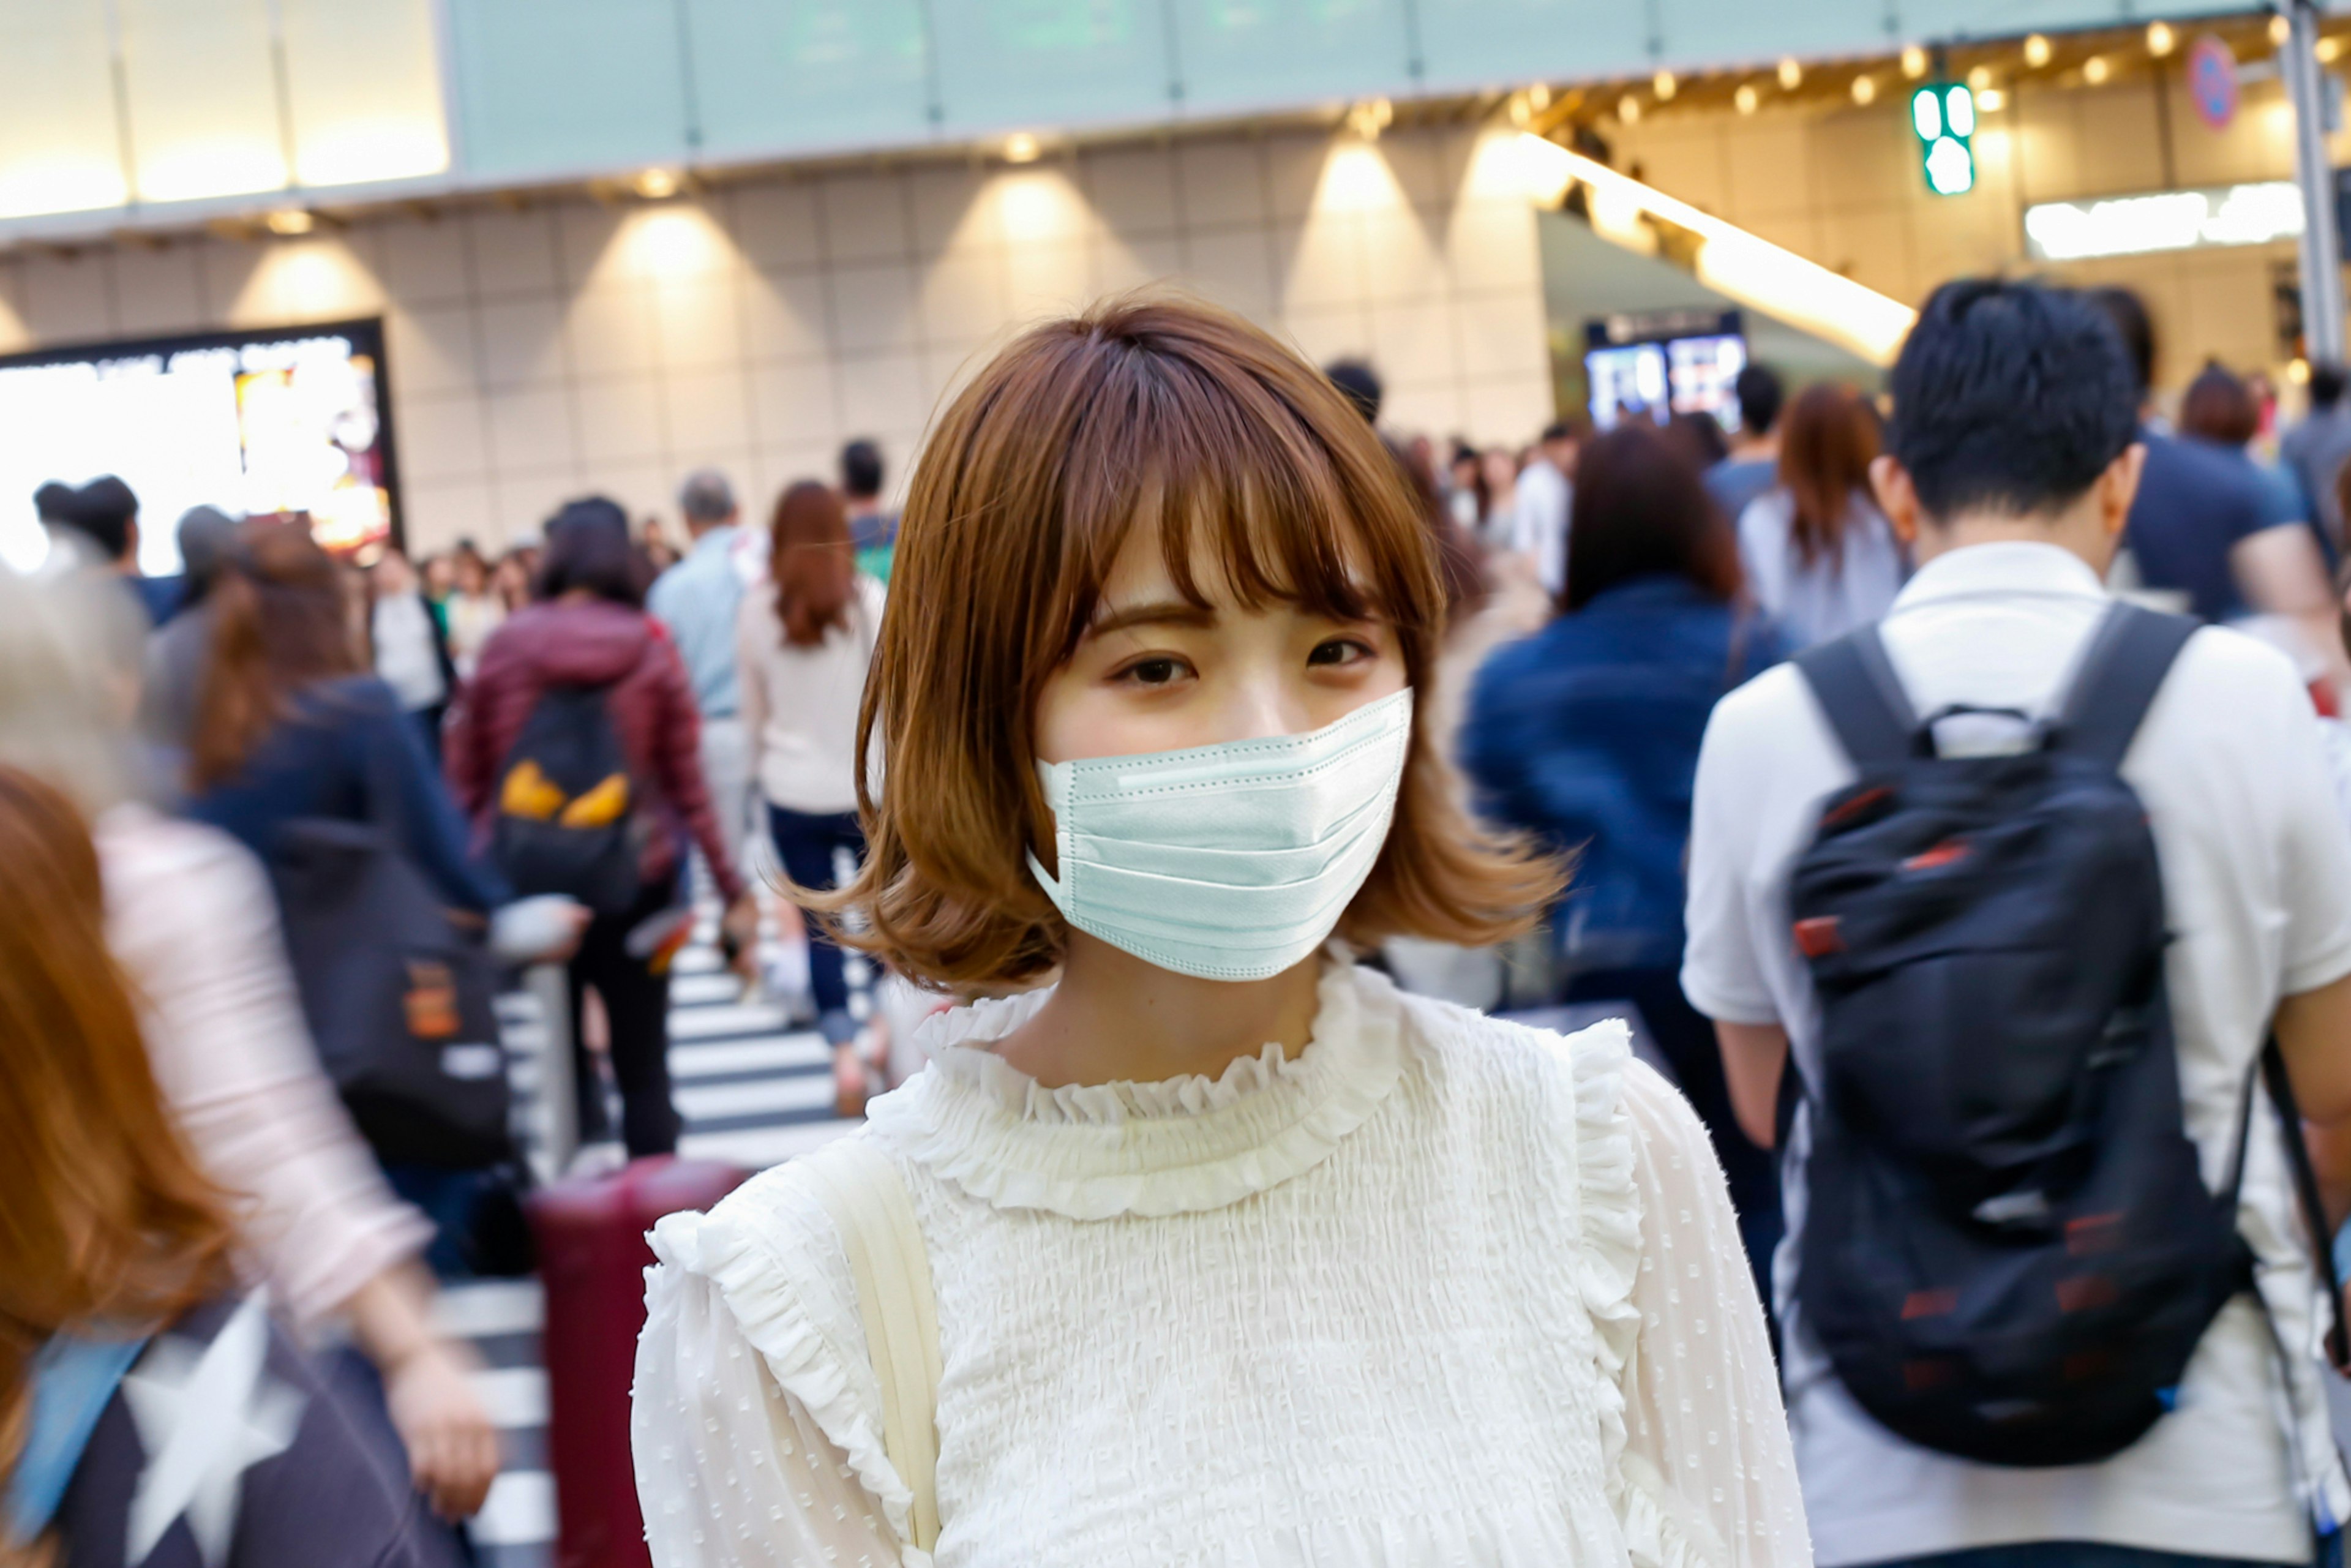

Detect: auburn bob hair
[0,766,237,1493]
[820,293,1559,989]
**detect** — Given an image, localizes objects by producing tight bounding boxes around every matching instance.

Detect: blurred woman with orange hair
[0,765,443,1568]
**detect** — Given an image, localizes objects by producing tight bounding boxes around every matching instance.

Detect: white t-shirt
[1682,540,2351,1566]
[1736,488,1907,650]
[1510,457,1572,597]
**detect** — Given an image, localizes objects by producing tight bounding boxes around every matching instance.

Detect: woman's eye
[1119,656,1189,686]
[1307,637,1374,669]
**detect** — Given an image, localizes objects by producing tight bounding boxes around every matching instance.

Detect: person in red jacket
[448,499,754,1158]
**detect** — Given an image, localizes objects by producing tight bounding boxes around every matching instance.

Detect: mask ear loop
[1027,760,1076,910]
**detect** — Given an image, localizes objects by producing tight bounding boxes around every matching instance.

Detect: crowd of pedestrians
[15,262,2351,1568]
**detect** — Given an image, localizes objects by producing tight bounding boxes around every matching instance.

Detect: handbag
[266,715,511,1170]
[801,1138,942,1553]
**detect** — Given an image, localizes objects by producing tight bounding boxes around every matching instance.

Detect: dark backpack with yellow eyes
[492,681,644,914]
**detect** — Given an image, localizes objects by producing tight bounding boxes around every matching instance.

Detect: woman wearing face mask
[629,297,1808,1567]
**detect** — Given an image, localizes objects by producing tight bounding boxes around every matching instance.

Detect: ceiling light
[1976,87,2008,111]
[1618,93,1643,124]
[1778,57,1804,90]
[2273,14,2291,46]
[2321,36,2345,64]
[264,208,313,236]
[1852,75,1878,105]
[1344,99,1392,140]
[1653,69,1677,100]
[2023,34,2053,68]
[1735,83,1760,114]
[1529,83,1553,111]
[2147,20,2175,56]
[632,167,680,199]
[2083,54,2110,84]
[1901,45,1929,80]
[1967,65,1993,91]
[1003,131,1041,163]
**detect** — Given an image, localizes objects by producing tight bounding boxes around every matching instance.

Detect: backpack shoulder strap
[4,1331,149,1548]
[1793,625,1920,767]
[2053,602,2199,770]
[800,1138,942,1552]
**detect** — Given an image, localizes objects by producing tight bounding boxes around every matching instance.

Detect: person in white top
[1684,279,2351,1568]
[1509,420,1580,597]
[738,478,887,1106]
[1735,385,1906,650]
[632,295,1809,1567]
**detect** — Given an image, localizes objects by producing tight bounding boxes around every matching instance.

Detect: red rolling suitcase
[527,1155,746,1568]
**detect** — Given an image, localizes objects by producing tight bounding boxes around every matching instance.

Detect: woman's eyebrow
[1086,599,1217,638]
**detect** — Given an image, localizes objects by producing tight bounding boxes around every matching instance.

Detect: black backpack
[271,821,511,1171]
[490,681,643,915]
[1788,602,2346,1466]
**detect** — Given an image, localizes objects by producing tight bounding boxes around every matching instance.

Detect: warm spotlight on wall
[1778,56,1804,89]
[1653,69,1678,100]
[264,208,315,236]
[2083,54,2110,84]
[2147,20,2176,56]
[633,167,680,199]
[1344,99,1393,140]
[1967,65,1993,91]
[1901,45,1929,80]
[1003,131,1041,163]
[1735,83,1760,114]
[2023,34,2053,68]
[1852,75,1878,105]
[1618,93,1643,124]
[1976,87,2008,111]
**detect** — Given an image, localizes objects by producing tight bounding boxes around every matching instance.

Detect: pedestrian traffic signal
[1910,82,1976,195]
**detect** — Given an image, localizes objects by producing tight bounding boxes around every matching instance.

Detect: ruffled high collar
[862,955,1406,1220]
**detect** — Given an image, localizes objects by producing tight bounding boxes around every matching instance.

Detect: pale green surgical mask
[1027,688,1414,981]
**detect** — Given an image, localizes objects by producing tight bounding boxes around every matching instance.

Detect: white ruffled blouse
[631,958,1809,1568]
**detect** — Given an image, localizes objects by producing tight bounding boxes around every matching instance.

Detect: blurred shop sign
[2024,181,2303,261]
[2186,34,2239,130]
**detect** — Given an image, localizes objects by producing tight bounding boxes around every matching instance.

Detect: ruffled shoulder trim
[864,955,1406,1219]
[1510,1015,1660,1561]
[646,1152,915,1544]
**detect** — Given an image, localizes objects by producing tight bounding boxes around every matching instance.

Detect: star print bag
[8,1296,455,1568]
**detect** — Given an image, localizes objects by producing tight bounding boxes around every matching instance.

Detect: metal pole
[2283,0,2345,364]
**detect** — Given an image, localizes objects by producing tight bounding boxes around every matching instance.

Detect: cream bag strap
[801,1138,943,1551]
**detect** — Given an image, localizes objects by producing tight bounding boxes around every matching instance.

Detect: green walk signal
[1909,81,1976,196]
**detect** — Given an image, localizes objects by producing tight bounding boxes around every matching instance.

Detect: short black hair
[41,475,138,561]
[1324,358,1382,423]
[1733,363,1785,436]
[1539,420,1575,445]
[1886,279,2139,521]
[839,439,885,500]
[2084,285,2154,397]
[536,496,649,607]
[2311,362,2349,411]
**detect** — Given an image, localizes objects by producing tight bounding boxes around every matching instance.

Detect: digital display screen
[1583,308,1747,432]
[0,317,399,576]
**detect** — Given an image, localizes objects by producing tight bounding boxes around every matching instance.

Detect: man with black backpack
[1684,279,2351,1568]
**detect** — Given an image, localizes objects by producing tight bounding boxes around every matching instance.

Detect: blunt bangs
[1043,343,1412,663]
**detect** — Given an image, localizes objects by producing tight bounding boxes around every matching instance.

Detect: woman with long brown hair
[1734,382,1906,647]
[736,479,887,1110]
[0,766,441,1568]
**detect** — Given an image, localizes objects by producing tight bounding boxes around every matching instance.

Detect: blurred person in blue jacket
[1463,421,1786,1286]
